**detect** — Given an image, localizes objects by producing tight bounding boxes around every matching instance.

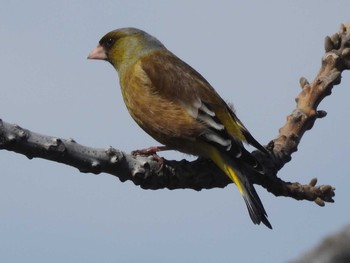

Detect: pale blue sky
[1,1,350,262]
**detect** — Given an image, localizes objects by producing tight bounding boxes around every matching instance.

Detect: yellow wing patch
[214,107,246,142]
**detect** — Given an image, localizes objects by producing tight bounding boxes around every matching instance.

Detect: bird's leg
[131,145,169,156]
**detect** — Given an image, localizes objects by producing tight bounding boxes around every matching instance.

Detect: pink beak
[87,44,107,60]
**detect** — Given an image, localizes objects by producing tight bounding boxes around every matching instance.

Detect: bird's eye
[105,37,114,48]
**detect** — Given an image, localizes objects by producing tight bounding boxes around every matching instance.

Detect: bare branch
[0,118,335,203]
[1,21,350,205]
[268,22,350,170]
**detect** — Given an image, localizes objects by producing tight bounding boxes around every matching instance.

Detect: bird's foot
[132,146,169,172]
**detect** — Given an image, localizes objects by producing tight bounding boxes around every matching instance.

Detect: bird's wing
[140,50,267,170]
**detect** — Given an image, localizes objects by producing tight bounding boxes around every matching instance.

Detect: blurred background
[1,1,349,262]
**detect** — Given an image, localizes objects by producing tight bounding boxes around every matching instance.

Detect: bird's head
[88,27,165,72]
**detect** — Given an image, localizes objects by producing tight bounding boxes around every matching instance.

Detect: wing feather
[140,50,267,171]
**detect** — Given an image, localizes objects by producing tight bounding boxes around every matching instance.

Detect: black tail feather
[241,177,272,229]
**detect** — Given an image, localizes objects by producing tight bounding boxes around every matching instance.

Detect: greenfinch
[88,28,271,228]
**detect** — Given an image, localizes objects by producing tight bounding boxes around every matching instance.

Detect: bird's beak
[87,44,107,60]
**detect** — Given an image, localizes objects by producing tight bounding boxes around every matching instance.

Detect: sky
[1,1,350,262]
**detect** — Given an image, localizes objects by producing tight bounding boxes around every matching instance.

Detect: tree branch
[1,21,349,205]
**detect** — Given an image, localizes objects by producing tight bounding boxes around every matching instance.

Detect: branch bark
[1,22,350,205]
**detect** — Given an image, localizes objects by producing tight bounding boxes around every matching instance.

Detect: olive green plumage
[88,28,271,228]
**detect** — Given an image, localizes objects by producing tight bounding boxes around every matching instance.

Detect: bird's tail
[209,147,272,229]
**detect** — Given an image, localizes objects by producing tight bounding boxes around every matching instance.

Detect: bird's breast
[119,62,206,153]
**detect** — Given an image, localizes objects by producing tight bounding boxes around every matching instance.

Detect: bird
[88,27,272,229]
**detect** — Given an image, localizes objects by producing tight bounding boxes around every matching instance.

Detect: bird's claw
[132,146,169,172]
